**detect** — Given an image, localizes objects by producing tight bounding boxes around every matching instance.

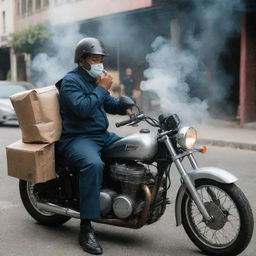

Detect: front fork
[163,135,212,222]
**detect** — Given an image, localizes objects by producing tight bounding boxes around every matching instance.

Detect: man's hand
[96,72,113,91]
[126,108,134,116]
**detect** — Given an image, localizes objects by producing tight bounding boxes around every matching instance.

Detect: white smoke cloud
[140,0,242,124]
[141,36,209,125]
[31,23,83,86]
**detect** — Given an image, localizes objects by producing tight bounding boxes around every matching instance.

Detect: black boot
[79,219,103,255]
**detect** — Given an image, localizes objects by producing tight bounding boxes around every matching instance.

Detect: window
[21,0,27,15]
[35,0,41,10]
[2,11,6,34]
[0,85,27,98]
[28,0,33,13]
[16,0,20,16]
[43,0,49,7]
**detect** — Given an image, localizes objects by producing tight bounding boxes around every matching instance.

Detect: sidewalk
[196,120,256,151]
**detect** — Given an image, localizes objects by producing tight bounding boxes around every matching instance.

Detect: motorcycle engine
[110,162,147,219]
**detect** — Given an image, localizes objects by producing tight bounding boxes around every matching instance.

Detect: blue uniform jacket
[58,66,127,137]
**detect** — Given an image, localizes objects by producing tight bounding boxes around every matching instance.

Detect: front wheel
[19,180,71,226]
[181,179,253,256]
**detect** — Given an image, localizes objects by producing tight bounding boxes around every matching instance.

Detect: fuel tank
[103,132,158,161]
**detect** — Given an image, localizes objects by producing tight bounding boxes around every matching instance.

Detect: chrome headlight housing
[177,126,197,149]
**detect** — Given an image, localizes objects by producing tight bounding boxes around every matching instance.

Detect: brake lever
[128,120,139,127]
[129,113,136,119]
[125,113,145,127]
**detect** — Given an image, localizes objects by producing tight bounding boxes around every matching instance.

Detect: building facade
[0,0,255,125]
[0,0,15,80]
[14,0,152,31]
[239,8,256,124]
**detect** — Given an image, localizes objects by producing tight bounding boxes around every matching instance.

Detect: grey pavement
[0,121,256,256]
[196,120,256,151]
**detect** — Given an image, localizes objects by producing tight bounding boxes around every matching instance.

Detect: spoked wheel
[19,180,71,226]
[181,179,253,256]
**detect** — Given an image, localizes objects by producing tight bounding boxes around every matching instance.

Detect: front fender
[175,167,238,227]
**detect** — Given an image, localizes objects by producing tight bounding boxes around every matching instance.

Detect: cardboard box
[6,140,56,183]
[10,86,62,143]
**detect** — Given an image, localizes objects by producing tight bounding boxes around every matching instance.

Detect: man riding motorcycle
[17,37,254,256]
[56,37,131,255]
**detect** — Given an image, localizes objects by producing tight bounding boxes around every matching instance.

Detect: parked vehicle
[19,97,253,256]
[0,81,34,124]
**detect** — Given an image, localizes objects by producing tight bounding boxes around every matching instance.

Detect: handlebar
[115,114,145,127]
[115,117,135,127]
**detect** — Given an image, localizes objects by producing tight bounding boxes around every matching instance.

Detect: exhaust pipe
[36,184,152,229]
[36,202,80,218]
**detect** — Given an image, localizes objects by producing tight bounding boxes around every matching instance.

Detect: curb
[197,138,256,151]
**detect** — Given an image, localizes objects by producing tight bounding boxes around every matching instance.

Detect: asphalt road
[0,122,255,256]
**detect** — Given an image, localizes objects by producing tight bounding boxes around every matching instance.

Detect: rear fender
[175,167,238,226]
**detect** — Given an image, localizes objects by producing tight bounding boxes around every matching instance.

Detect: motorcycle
[19,97,253,256]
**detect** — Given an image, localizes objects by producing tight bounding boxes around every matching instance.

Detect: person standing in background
[121,68,135,98]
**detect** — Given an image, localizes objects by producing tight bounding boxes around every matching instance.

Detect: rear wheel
[19,180,71,226]
[181,179,253,256]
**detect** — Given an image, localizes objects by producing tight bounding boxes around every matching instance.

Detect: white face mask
[86,63,104,78]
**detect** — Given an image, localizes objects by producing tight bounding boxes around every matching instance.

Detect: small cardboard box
[10,86,62,143]
[6,140,56,183]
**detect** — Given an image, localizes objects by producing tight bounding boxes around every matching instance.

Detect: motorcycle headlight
[177,127,197,149]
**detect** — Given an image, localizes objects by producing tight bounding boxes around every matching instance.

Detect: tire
[181,179,254,256]
[19,180,71,226]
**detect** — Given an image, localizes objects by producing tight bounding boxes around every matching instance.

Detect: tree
[12,24,49,55]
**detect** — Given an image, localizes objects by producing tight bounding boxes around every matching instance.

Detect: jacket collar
[77,65,96,83]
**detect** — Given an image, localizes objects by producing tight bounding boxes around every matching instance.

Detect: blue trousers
[56,132,121,219]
